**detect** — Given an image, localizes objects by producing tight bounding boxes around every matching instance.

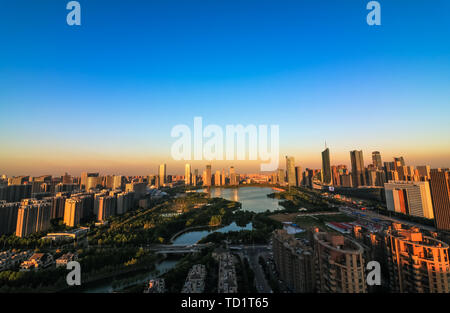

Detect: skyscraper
[295,166,303,187]
[429,169,450,231]
[372,151,383,170]
[350,150,365,187]
[221,169,226,185]
[215,170,221,186]
[193,169,198,186]
[394,157,406,172]
[286,156,296,187]
[204,165,212,187]
[230,166,237,186]
[321,148,332,185]
[185,164,191,185]
[159,164,167,185]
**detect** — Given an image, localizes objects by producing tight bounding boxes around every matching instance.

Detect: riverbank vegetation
[268,187,337,213]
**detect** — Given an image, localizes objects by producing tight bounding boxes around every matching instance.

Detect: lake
[172,222,253,245]
[201,186,282,213]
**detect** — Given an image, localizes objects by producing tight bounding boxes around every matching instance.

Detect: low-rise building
[20,253,54,271]
[0,250,32,272]
[55,252,78,267]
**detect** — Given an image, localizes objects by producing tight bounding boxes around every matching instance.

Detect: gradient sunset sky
[1,0,449,176]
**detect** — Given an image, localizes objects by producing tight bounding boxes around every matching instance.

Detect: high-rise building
[394,156,406,170]
[86,175,101,191]
[277,169,286,186]
[50,194,67,219]
[193,169,198,186]
[185,164,191,185]
[0,184,32,203]
[350,150,365,187]
[372,151,383,170]
[272,229,315,293]
[286,156,296,187]
[321,148,332,185]
[221,169,226,186]
[113,175,124,190]
[214,170,221,186]
[16,199,51,237]
[80,172,99,190]
[104,175,114,189]
[295,166,303,187]
[384,180,434,219]
[417,165,431,180]
[385,223,449,293]
[429,170,450,231]
[204,165,212,187]
[97,196,116,222]
[340,173,352,187]
[314,232,367,293]
[230,166,237,186]
[116,191,135,215]
[62,172,72,184]
[63,198,83,227]
[159,164,167,185]
[0,201,19,235]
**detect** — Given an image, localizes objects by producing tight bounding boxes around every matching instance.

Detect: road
[231,244,272,293]
[338,206,437,232]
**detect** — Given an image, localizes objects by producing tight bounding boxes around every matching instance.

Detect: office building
[429,170,450,231]
[185,164,191,185]
[221,169,226,186]
[321,148,332,185]
[230,166,237,186]
[203,165,212,187]
[372,151,383,170]
[286,156,296,187]
[384,180,434,219]
[215,170,221,186]
[159,164,167,185]
[295,166,303,187]
[350,150,365,187]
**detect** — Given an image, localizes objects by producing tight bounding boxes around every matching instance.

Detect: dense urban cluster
[0,147,449,293]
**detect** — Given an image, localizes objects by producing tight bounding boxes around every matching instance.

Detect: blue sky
[0,0,449,175]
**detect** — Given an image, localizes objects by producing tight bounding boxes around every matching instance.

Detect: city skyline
[2,146,450,177]
[1,1,450,175]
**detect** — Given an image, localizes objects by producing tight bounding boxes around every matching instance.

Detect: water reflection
[172,222,252,245]
[202,187,281,213]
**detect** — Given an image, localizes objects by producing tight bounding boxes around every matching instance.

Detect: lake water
[172,222,252,245]
[201,186,282,213]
